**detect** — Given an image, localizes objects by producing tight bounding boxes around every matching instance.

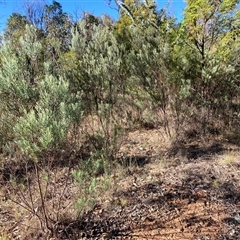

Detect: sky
[0,0,186,32]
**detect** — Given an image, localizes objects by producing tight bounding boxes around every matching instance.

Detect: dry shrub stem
[34,162,52,235]
[6,152,74,238]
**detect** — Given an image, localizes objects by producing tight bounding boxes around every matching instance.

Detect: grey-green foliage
[127,26,170,109]
[14,73,82,160]
[72,153,111,214]
[0,25,41,148]
[0,24,83,158]
[0,26,40,112]
[71,17,123,107]
[71,18,125,160]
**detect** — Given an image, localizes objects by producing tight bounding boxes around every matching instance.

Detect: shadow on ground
[52,146,240,240]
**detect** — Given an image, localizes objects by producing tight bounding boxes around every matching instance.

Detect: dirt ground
[1,128,240,239]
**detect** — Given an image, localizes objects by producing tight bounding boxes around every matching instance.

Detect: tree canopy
[0,1,240,237]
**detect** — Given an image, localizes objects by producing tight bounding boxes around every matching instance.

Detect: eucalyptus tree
[4,13,29,44]
[43,0,72,47]
[114,0,158,36]
[40,0,73,76]
[176,0,240,129]
[182,0,240,68]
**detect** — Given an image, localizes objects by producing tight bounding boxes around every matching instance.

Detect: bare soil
[1,128,240,239]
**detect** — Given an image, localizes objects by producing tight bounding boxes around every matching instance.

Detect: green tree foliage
[71,16,124,111]
[1,0,239,169]
[182,0,240,66]
[43,0,72,52]
[3,1,72,68]
[1,0,240,235]
[174,0,240,128]
[113,0,161,54]
[4,13,29,43]
[115,0,158,35]
[70,17,126,159]
[113,0,175,99]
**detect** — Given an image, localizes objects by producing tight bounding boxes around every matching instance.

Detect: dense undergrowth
[0,0,240,238]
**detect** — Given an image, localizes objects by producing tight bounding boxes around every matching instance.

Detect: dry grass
[1,122,240,239]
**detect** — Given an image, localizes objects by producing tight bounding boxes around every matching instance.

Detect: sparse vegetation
[0,0,240,239]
